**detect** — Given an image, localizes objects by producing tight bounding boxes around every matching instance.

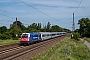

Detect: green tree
[0,26,7,34]
[43,25,47,32]
[46,22,51,32]
[27,23,41,32]
[0,32,12,40]
[30,23,37,29]
[50,25,61,32]
[37,23,41,30]
[63,28,71,33]
[10,21,26,32]
[78,18,90,37]
[10,27,22,39]
[73,32,80,41]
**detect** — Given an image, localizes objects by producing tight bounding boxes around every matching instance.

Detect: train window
[22,34,28,38]
[57,33,60,35]
[42,34,50,37]
[52,34,56,36]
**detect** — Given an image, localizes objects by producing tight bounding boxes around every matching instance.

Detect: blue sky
[0,0,90,30]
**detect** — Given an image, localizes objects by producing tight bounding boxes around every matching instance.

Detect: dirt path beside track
[80,38,90,49]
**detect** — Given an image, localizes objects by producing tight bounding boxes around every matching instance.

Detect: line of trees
[77,18,90,37]
[0,21,71,40]
[72,18,90,40]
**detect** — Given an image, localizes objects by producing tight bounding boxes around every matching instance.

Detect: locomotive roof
[22,32,66,35]
[39,32,52,34]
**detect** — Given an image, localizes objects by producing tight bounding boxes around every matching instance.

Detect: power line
[18,0,61,21]
[18,0,72,30]
[0,9,7,12]
[0,14,15,19]
[0,8,15,19]
[72,0,82,31]
[0,19,13,22]
[18,0,71,27]
[0,0,71,25]
[74,0,82,13]
[0,0,71,29]
[0,8,8,12]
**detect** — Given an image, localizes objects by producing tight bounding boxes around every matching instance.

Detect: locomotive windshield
[22,34,28,38]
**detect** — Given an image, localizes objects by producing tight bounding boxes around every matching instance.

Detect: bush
[0,34,7,40]
[73,32,80,41]
[0,34,1,39]
[0,32,11,40]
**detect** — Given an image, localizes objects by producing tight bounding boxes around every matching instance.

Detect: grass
[31,37,90,60]
[0,39,20,46]
[84,37,90,43]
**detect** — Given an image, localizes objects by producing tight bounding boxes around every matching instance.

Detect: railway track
[0,43,19,52]
[0,35,69,60]
[0,37,58,60]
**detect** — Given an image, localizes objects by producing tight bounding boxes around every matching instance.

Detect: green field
[0,39,20,46]
[84,37,90,43]
[31,37,90,60]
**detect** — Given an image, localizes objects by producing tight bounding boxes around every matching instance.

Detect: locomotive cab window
[22,34,28,38]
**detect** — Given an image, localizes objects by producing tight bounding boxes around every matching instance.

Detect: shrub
[73,32,80,41]
[0,32,11,40]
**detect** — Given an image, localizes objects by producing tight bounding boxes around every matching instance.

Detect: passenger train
[20,32,66,45]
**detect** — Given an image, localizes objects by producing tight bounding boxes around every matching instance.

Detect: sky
[0,0,90,30]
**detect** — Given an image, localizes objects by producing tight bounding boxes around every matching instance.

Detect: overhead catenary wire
[0,9,25,24]
[18,0,72,27]
[0,14,15,19]
[0,0,64,25]
[0,0,71,24]
[0,8,15,19]
[18,0,61,21]
[0,8,8,12]
[0,0,77,30]
[0,19,13,22]
[72,0,82,31]
[0,12,29,25]
[74,0,82,13]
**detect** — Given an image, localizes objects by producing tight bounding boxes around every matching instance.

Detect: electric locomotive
[20,32,41,45]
